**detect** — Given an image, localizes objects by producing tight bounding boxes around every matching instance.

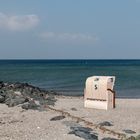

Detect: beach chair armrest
[107,88,115,94]
[107,88,116,108]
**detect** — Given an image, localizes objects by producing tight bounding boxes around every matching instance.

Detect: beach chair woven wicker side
[84,76,116,110]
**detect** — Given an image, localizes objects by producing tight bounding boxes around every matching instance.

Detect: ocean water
[0,60,140,98]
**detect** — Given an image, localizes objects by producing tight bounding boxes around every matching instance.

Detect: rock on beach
[0,81,57,110]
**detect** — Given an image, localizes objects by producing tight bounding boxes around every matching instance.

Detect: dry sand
[0,97,140,140]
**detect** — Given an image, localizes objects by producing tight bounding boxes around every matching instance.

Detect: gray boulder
[0,95,5,103]
[123,129,136,134]
[5,96,27,107]
[21,100,40,110]
[98,121,113,126]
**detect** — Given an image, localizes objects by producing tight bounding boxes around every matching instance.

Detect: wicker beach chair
[84,76,116,110]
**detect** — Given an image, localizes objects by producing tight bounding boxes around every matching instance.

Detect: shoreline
[46,89,140,99]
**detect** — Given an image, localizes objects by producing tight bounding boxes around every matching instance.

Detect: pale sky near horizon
[0,0,140,59]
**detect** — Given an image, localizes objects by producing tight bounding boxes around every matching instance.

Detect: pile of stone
[0,81,57,110]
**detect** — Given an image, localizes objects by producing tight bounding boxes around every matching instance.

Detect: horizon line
[0,59,140,60]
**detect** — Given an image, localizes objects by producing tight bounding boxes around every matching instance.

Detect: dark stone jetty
[0,81,57,110]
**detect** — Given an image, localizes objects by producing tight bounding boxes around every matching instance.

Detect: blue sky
[0,0,140,59]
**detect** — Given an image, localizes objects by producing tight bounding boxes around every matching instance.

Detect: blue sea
[0,60,140,98]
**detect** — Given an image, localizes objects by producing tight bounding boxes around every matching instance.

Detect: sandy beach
[0,96,139,140]
[1,0,140,139]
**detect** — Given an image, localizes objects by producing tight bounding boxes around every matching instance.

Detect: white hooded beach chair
[84,76,116,110]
